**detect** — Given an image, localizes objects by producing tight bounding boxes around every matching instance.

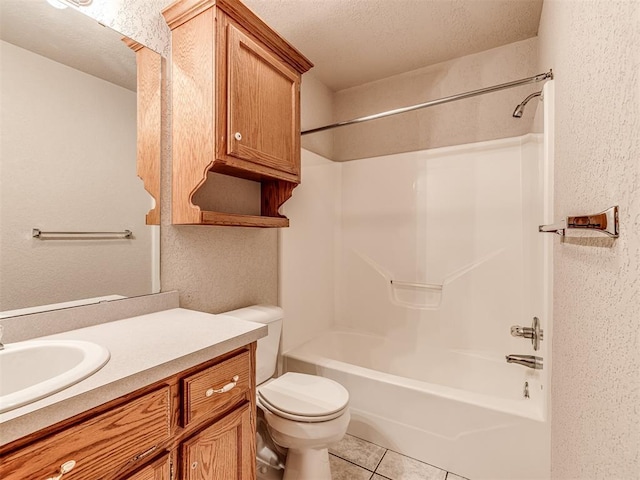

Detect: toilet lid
[257,373,349,419]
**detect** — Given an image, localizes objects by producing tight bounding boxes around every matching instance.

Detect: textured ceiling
[0,0,136,91]
[0,0,542,94]
[242,0,543,91]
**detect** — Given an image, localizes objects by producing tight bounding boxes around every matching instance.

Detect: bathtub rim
[283,328,546,423]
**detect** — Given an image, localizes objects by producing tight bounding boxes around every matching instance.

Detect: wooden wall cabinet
[0,344,257,480]
[124,39,163,226]
[162,0,313,227]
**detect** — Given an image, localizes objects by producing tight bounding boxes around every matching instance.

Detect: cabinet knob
[205,375,240,397]
[234,132,242,141]
[46,460,76,480]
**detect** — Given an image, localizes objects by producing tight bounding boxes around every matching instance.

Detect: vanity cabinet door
[181,403,254,480]
[225,21,301,181]
[126,454,171,480]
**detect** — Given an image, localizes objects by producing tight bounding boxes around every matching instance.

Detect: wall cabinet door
[181,404,254,480]
[226,22,300,179]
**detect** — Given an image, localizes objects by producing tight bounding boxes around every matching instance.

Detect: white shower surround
[280,84,554,479]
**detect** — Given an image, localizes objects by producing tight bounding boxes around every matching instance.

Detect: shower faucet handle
[510,325,528,337]
[510,317,543,351]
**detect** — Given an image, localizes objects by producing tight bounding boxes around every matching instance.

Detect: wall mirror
[0,0,162,316]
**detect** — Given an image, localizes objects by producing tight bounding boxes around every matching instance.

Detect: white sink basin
[0,340,110,413]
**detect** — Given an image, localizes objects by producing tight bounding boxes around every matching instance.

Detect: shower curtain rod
[301,70,553,135]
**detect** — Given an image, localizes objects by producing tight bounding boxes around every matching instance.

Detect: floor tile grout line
[343,433,448,476]
[383,446,449,475]
[329,435,388,472]
[329,452,375,474]
[373,449,388,474]
[346,433,390,452]
[371,472,393,480]
[335,434,459,479]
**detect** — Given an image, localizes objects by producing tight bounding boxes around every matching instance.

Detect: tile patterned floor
[329,434,469,480]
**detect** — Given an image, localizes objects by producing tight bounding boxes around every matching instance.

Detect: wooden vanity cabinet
[0,344,257,480]
[162,0,313,227]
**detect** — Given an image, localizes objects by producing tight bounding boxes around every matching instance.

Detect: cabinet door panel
[126,454,171,480]
[181,403,254,480]
[227,22,300,177]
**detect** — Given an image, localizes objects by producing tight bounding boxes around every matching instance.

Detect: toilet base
[283,447,331,480]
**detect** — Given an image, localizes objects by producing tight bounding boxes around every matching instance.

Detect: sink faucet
[505,354,543,370]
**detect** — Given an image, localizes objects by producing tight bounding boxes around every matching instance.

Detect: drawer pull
[205,375,240,397]
[132,445,158,462]
[46,460,76,480]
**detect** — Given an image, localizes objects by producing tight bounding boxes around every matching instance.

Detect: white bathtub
[284,330,550,480]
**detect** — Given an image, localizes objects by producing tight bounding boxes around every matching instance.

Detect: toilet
[222,305,350,480]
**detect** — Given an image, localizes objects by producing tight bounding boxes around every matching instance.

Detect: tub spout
[505,354,543,370]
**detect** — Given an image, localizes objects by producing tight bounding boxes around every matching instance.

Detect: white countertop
[0,308,267,446]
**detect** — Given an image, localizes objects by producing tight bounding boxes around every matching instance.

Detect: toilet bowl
[221,306,350,480]
[258,372,350,480]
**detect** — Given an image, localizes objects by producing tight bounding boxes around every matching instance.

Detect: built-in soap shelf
[354,248,504,311]
[389,280,443,310]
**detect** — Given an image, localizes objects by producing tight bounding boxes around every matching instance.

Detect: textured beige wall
[331,37,541,161]
[301,72,335,160]
[80,0,171,55]
[537,1,640,478]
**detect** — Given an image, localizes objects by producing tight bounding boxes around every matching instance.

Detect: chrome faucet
[505,354,543,370]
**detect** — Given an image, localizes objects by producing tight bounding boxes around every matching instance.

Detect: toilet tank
[220,305,283,385]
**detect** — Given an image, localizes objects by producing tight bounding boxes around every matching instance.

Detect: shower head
[512,91,543,118]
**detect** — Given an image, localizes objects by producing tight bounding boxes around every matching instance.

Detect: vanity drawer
[183,350,251,426]
[0,387,171,480]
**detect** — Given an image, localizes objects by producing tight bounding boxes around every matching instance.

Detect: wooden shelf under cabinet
[199,212,289,228]
[162,0,313,227]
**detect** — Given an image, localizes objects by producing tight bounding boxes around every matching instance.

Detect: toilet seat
[257,373,349,423]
